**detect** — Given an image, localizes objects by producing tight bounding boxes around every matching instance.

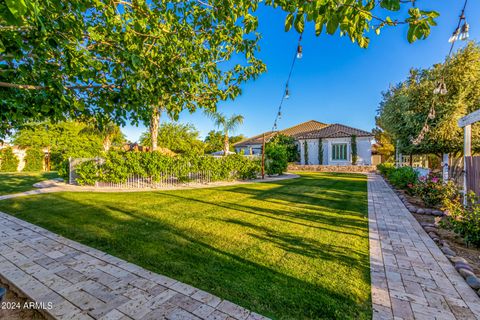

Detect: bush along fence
[377,163,480,296]
[69,152,261,188]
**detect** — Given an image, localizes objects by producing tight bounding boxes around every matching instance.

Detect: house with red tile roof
[234,120,374,165]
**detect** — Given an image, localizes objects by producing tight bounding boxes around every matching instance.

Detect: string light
[284,86,290,99]
[460,22,470,40]
[271,33,303,131]
[448,28,460,43]
[413,0,469,145]
[296,45,303,59]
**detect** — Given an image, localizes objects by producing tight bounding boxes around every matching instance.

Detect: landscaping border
[384,179,480,298]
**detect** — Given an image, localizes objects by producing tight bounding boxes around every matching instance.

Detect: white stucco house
[234,120,374,165]
[295,123,374,165]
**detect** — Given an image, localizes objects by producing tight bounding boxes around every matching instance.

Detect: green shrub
[351,135,357,165]
[442,192,480,247]
[387,166,418,189]
[75,160,99,186]
[23,148,44,172]
[413,175,458,208]
[0,147,19,172]
[376,163,395,176]
[265,144,288,175]
[73,152,260,185]
[268,134,299,162]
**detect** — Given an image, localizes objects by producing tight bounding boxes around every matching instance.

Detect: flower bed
[377,163,480,296]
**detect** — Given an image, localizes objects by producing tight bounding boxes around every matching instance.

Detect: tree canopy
[13,121,105,167]
[204,130,245,154]
[1,0,265,137]
[140,122,205,155]
[267,134,299,162]
[1,0,440,138]
[376,42,480,156]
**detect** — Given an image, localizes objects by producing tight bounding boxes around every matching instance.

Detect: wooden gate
[465,156,480,198]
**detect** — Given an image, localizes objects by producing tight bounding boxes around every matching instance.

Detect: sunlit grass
[0,171,58,195]
[0,172,371,319]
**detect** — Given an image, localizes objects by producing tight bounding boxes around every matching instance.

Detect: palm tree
[80,121,123,152]
[208,112,244,155]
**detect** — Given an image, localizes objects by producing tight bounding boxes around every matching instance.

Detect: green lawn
[0,172,371,319]
[0,171,59,195]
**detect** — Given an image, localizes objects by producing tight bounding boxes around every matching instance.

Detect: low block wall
[288,164,376,173]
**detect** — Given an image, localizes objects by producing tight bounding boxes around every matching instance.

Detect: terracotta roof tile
[295,124,373,139]
[233,120,328,147]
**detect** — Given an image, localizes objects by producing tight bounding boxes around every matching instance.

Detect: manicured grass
[0,172,371,319]
[0,172,59,195]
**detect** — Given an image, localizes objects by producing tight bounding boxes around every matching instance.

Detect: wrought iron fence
[69,157,213,189]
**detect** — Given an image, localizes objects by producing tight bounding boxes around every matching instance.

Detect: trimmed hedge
[0,147,19,172]
[24,148,44,172]
[75,152,261,186]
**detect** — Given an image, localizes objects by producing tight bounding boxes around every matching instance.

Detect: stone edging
[384,180,480,298]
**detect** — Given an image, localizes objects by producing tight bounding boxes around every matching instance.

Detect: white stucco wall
[299,137,372,165]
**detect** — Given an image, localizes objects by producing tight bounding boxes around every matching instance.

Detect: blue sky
[122,1,480,142]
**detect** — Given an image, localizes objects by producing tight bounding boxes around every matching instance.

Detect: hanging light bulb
[448,27,460,43]
[284,86,290,99]
[460,22,470,40]
[296,45,303,59]
[433,80,447,95]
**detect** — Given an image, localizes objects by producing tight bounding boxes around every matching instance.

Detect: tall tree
[13,121,104,168]
[0,1,265,138]
[377,42,480,156]
[140,122,205,155]
[208,112,244,155]
[204,130,245,154]
[80,121,125,152]
[1,0,440,137]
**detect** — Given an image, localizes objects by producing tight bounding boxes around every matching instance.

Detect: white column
[442,153,449,183]
[463,125,472,205]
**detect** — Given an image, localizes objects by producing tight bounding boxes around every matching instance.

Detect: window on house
[332,143,348,161]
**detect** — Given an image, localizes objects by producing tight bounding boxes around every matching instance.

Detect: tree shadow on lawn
[163,193,367,238]
[95,203,371,320]
[211,217,368,263]
[0,172,58,195]
[3,197,371,319]
[0,172,371,319]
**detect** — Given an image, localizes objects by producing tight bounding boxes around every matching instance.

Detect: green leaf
[294,13,304,33]
[285,13,294,32]
[5,0,27,18]
[380,0,400,11]
[315,17,324,36]
[326,15,338,35]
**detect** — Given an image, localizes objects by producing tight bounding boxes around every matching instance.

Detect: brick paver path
[0,212,268,320]
[368,174,480,320]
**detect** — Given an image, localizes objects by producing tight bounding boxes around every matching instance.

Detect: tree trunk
[103,136,111,152]
[150,107,160,151]
[223,132,229,156]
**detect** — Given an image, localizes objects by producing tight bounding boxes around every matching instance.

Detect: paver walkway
[0,212,268,320]
[368,174,480,320]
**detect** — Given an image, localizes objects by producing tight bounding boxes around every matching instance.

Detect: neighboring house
[234,120,328,155]
[234,120,374,165]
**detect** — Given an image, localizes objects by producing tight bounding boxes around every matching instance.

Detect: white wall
[299,137,372,165]
[356,138,373,165]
